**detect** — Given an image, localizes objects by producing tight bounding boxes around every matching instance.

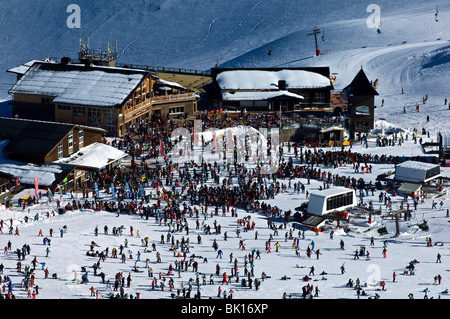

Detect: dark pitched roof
[343,68,378,96]
[0,117,104,158]
[0,117,74,157]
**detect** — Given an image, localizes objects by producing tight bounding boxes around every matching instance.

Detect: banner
[111,182,116,199]
[227,129,233,149]
[193,125,198,146]
[34,177,39,197]
[94,181,99,198]
[139,184,145,197]
[159,139,164,156]
[212,130,218,151]
[125,182,131,198]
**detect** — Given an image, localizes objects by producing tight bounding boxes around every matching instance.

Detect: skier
[222,272,228,285]
[340,263,345,274]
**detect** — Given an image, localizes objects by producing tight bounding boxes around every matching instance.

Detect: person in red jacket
[222,272,228,284]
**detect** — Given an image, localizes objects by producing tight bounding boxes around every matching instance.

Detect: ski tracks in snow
[194,16,221,49]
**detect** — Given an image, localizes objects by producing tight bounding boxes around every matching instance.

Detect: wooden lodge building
[0,117,125,193]
[0,171,13,208]
[0,117,105,163]
[209,67,334,113]
[8,56,198,137]
[342,67,379,138]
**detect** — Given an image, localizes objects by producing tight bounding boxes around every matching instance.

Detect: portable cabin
[394,161,440,184]
[307,187,356,216]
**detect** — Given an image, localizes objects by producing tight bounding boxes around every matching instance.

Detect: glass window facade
[73,106,86,117]
[326,191,354,211]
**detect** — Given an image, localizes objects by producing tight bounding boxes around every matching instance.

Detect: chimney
[278,80,287,90]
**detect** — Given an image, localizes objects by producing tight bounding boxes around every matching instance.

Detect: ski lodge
[7,47,198,137]
[342,67,379,139]
[210,67,333,112]
[0,172,13,208]
[0,117,126,193]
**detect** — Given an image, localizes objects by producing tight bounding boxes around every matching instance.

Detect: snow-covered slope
[1,0,449,102]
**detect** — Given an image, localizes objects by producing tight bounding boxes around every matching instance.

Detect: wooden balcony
[151,92,196,104]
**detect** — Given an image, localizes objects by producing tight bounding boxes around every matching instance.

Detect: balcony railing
[151,92,196,103]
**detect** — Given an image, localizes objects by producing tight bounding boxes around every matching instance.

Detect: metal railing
[49,56,211,76]
[151,92,196,103]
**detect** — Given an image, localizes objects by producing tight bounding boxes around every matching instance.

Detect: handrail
[48,57,212,77]
[151,92,196,103]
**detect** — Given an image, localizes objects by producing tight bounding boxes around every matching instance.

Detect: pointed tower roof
[343,68,378,96]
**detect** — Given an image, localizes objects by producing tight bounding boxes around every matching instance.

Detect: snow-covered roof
[309,186,355,198]
[9,62,149,107]
[7,59,55,75]
[216,69,332,90]
[155,78,186,90]
[0,140,66,186]
[222,90,304,101]
[398,182,422,193]
[54,142,127,169]
[396,160,439,170]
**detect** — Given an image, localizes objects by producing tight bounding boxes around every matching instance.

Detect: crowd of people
[0,113,447,299]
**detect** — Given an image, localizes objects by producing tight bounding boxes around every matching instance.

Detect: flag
[125,182,131,198]
[34,177,39,197]
[227,129,233,149]
[111,182,116,199]
[193,126,198,146]
[212,130,218,151]
[159,139,164,156]
[139,184,145,197]
[94,182,99,198]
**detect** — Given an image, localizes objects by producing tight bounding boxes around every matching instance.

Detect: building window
[240,101,254,108]
[73,106,86,117]
[169,107,185,114]
[314,92,325,103]
[88,108,101,126]
[425,166,440,179]
[68,131,73,151]
[58,142,63,159]
[103,108,115,119]
[102,119,115,132]
[42,97,53,104]
[79,129,84,146]
[58,104,71,110]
